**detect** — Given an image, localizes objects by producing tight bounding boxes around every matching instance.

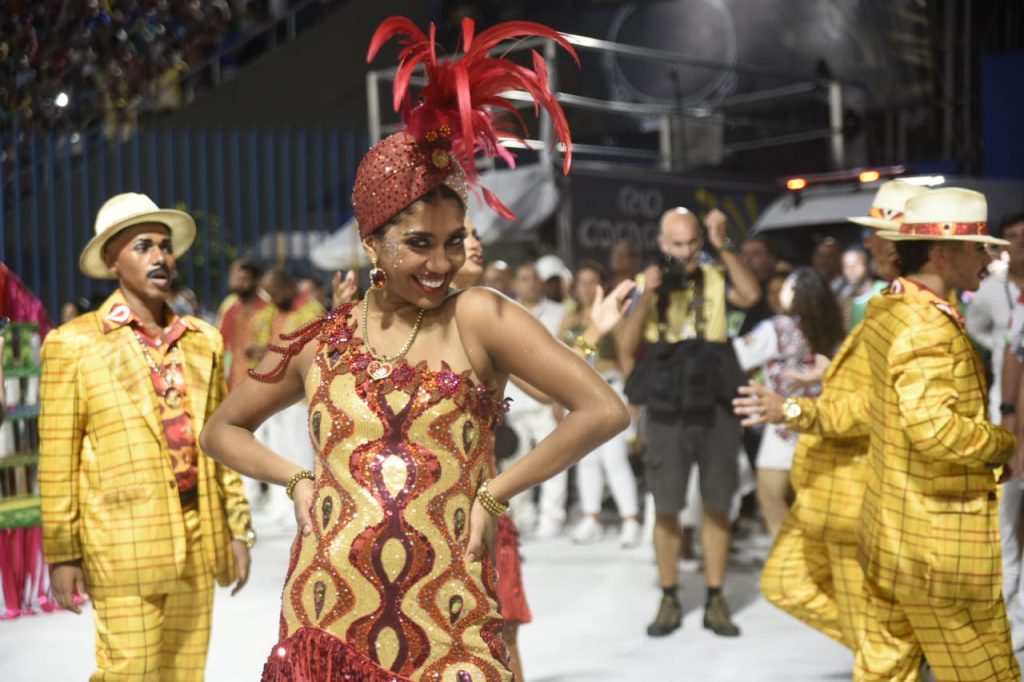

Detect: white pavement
[0,520,860,681]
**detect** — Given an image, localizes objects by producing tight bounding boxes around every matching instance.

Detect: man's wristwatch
[233,528,257,549]
[1000,402,1017,416]
[782,397,802,422]
[718,237,736,253]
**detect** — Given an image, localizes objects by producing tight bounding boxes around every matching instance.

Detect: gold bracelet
[285,470,315,500]
[476,479,510,517]
[232,528,257,549]
[574,334,597,359]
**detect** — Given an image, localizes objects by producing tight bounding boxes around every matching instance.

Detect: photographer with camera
[619,207,760,638]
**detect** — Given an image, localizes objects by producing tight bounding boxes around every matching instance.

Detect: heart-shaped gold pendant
[367,360,393,381]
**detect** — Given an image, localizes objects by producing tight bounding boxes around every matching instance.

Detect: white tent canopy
[467,164,560,241]
[309,219,370,271]
[310,164,560,271]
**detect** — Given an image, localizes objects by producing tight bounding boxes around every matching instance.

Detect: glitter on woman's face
[369,200,468,310]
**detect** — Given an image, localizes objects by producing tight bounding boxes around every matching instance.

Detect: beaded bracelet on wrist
[477,479,510,516]
[285,470,315,500]
[573,334,597,359]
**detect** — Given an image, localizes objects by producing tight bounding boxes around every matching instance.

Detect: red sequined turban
[352,16,578,238]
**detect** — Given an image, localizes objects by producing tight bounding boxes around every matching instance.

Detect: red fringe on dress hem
[262,627,416,682]
[495,516,532,624]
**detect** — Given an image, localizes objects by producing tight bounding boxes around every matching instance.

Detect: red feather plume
[367,16,578,220]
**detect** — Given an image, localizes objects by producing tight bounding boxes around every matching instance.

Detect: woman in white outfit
[731,267,844,537]
[560,261,642,547]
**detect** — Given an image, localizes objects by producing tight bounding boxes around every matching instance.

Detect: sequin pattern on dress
[262,302,512,682]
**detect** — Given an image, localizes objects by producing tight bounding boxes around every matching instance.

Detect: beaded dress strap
[248,302,358,383]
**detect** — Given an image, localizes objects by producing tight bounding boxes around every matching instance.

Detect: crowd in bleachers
[2,0,238,137]
[0,1,353,141]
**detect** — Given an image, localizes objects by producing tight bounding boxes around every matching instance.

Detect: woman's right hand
[292,478,316,536]
[465,497,498,563]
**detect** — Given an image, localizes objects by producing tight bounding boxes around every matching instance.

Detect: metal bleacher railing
[366,32,859,174]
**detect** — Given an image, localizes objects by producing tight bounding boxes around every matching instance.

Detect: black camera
[657,253,695,293]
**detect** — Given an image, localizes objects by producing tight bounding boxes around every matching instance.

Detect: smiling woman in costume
[200,16,629,682]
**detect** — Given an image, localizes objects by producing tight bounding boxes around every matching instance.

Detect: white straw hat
[878,187,1008,246]
[848,180,929,230]
[79,192,197,279]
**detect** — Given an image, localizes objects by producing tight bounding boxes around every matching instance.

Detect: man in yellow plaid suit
[736,325,873,649]
[856,187,1018,680]
[40,192,254,681]
[732,180,926,653]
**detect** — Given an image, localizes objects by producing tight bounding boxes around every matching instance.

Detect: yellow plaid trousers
[761,323,872,650]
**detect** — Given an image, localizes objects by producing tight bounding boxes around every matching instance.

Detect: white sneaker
[535,517,564,540]
[571,517,602,544]
[619,518,642,548]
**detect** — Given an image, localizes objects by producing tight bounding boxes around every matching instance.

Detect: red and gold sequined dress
[260,303,512,682]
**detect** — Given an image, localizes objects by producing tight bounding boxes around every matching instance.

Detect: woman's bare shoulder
[450,285,516,320]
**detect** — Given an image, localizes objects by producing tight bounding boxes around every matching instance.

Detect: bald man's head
[657,207,703,273]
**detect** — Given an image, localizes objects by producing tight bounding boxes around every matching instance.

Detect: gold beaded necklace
[361,291,425,381]
[132,329,184,409]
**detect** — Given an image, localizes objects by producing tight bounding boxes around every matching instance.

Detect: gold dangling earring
[369,263,388,289]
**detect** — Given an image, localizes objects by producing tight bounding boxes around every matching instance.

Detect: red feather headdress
[352,16,577,237]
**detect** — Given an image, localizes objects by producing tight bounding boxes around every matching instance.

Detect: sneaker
[646,595,682,637]
[703,594,741,637]
[535,517,563,540]
[572,516,602,544]
[619,518,642,548]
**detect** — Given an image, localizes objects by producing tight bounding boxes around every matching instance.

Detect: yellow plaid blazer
[786,322,871,545]
[857,278,1014,602]
[39,292,251,598]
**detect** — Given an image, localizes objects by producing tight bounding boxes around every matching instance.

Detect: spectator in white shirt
[504,263,568,538]
[982,213,1024,652]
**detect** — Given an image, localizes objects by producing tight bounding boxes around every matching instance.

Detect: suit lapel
[180,328,213,432]
[104,325,165,442]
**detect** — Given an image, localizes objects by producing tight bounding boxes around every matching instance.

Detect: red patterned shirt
[103,291,200,508]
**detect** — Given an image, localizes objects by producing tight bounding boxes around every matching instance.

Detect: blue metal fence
[1,126,366,321]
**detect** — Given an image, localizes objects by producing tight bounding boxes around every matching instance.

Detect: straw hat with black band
[79,192,197,279]
[878,187,1008,246]
[848,179,930,231]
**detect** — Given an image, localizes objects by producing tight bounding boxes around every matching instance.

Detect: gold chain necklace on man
[361,291,425,381]
[132,329,184,409]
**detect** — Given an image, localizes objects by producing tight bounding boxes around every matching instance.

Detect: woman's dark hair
[786,266,844,358]
[574,259,607,283]
[894,240,941,276]
[380,185,465,231]
[998,211,1024,236]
